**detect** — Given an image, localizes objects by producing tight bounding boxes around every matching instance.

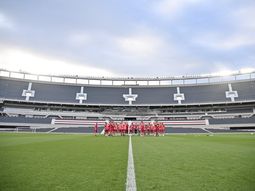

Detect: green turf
[132,134,255,191]
[0,133,128,191]
[1,133,255,191]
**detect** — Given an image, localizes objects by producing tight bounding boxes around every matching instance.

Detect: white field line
[126,135,137,191]
[47,128,58,133]
[201,128,213,134]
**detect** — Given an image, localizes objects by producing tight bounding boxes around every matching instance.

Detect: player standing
[155,122,159,136]
[140,121,145,136]
[94,122,98,136]
[104,122,109,136]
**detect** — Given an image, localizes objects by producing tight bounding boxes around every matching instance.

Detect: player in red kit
[160,122,165,136]
[130,122,134,134]
[104,122,109,136]
[145,123,150,135]
[159,122,165,136]
[120,122,124,136]
[140,121,145,136]
[94,122,98,136]
[109,121,114,136]
[155,122,159,136]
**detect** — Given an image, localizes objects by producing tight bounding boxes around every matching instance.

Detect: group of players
[102,121,166,136]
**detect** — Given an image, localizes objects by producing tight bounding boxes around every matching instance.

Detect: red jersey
[94,123,98,133]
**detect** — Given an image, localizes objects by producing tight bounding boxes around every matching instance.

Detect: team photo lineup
[102,121,166,136]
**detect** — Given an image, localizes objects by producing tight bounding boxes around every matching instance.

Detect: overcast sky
[0,0,255,77]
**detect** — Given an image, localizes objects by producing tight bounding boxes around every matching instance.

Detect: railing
[0,68,254,86]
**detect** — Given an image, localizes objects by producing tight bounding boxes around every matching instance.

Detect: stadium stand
[0,69,255,133]
[165,127,206,133]
[0,78,255,105]
[232,81,255,101]
[181,84,228,103]
[0,79,28,100]
[53,127,104,133]
[0,116,51,124]
[31,82,80,103]
[208,116,255,124]
[130,87,176,104]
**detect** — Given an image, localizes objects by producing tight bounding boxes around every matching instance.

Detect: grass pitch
[133,134,255,191]
[0,133,255,191]
[0,133,128,191]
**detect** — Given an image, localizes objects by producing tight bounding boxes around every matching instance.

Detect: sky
[0,0,255,77]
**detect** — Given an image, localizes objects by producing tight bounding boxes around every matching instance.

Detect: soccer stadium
[0,69,255,190]
[1,69,255,134]
[1,1,255,191]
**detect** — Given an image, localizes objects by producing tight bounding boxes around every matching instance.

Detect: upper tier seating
[0,78,254,105]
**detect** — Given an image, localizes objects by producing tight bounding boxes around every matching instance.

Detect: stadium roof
[1,68,255,86]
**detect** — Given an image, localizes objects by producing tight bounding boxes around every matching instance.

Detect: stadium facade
[0,69,255,134]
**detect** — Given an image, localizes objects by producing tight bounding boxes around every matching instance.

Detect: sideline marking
[201,128,213,134]
[47,128,58,133]
[126,135,137,191]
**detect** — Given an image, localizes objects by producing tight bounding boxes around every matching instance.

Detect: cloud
[0,12,14,29]
[110,28,207,77]
[0,1,253,77]
[68,32,91,47]
[233,6,255,31]
[116,34,165,59]
[193,33,255,50]
[0,47,116,77]
[192,3,255,51]
[152,0,202,19]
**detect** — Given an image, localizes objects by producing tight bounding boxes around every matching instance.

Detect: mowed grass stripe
[132,134,255,191]
[0,133,129,191]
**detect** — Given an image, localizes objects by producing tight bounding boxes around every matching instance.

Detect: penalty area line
[126,135,137,191]
[47,127,58,133]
